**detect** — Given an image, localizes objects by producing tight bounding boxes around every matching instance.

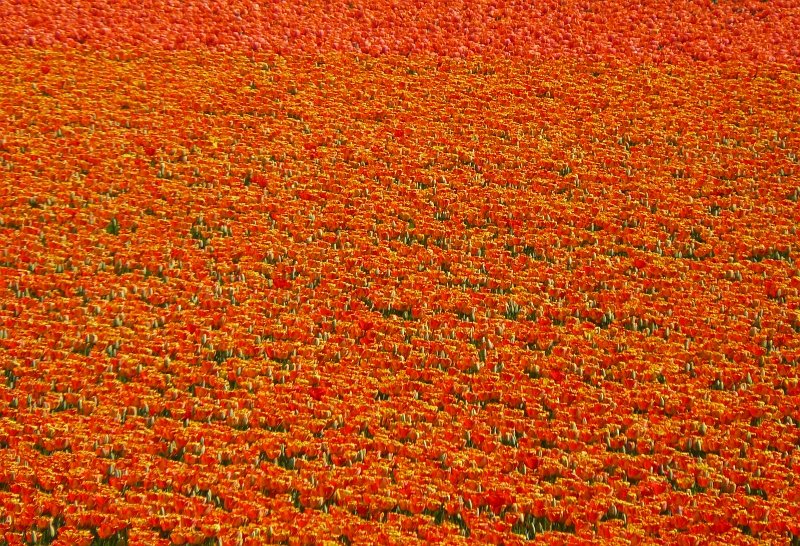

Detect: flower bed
[1,4,799,545]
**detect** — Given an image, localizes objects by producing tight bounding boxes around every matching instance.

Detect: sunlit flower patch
[1,2,799,544]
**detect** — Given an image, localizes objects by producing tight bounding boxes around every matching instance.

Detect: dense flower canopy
[1,0,799,66]
[0,1,799,545]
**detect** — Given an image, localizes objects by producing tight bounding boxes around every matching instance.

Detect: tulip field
[1,1,799,545]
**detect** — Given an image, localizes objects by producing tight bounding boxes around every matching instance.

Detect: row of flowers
[1,0,799,66]
[0,50,799,544]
